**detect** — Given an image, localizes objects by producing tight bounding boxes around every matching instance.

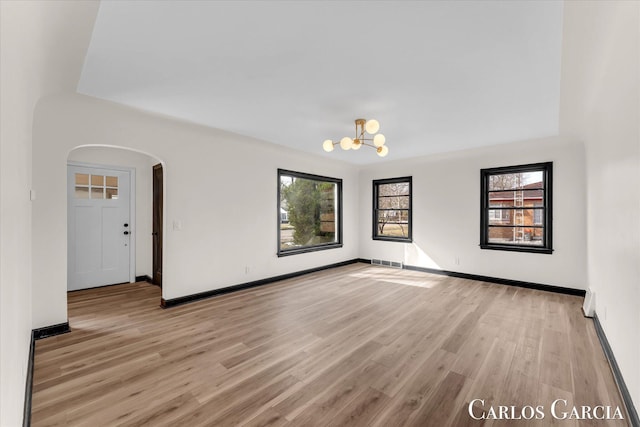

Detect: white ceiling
[78,1,564,165]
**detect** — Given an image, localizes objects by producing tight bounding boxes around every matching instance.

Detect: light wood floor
[32,264,627,426]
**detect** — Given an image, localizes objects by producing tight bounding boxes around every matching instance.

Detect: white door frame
[67,161,136,284]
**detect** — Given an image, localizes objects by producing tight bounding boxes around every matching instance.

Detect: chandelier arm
[358,119,367,139]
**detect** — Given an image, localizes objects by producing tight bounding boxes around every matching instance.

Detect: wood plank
[289,361,388,425]
[273,340,382,419]
[407,370,468,426]
[325,387,390,427]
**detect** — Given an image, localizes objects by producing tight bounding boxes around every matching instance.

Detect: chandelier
[322,118,389,157]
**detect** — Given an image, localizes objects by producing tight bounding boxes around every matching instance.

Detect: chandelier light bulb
[352,138,362,150]
[377,145,389,157]
[340,137,353,150]
[373,133,386,147]
[323,139,334,152]
[365,119,380,134]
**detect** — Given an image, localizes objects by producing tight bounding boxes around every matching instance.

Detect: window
[278,169,342,256]
[480,162,552,253]
[75,173,118,199]
[373,177,412,242]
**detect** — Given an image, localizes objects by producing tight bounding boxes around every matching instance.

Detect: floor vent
[371,259,403,269]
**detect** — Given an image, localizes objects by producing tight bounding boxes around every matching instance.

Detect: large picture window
[480,162,552,253]
[278,169,342,256]
[373,177,412,242]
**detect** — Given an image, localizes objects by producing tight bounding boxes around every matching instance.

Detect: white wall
[0,1,98,425]
[359,137,587,289]
[68,147,157,278]
[32,93,359,327]
[560,0,640,411]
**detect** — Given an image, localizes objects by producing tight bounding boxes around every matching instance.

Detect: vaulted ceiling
[78,1,564,164]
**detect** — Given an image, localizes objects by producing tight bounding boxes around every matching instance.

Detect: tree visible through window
[373,177,412,242]
[278,169,342,256]
[480,162,552,253]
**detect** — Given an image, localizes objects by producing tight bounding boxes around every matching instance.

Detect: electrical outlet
[245,266,250,274]
[454,256,460,266]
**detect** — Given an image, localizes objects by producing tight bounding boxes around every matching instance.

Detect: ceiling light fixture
[322,119,388,157]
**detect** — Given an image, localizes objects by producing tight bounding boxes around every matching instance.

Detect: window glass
[75,174,89,186]
[91,187,104,199]
[106,188,119,200]
[489,171,543,191]
[91,175,104,186]
[106,176,118,187]
[278,170,342,256]
[75,187,89,199]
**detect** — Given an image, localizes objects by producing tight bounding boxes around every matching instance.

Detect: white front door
[68,165,132,291]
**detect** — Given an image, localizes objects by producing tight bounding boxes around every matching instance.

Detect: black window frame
[480,162,553,254]
[277,169,343,257]
[372,176,413,243]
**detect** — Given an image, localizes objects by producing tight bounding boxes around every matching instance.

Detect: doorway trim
[67,160,137,284]
[152,163,163,288]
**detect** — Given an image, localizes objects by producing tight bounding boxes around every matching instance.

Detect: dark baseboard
[161,259,361,308]
[32,322,70,340]
[24,322,70,426]
[593,314,639,427]
[135,275,154,284]
[402,264,585,297]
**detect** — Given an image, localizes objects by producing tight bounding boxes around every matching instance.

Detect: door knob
[124,223,129,227]
[124,231,129,235]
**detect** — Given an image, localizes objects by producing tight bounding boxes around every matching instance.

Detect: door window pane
[75,187,89,199]
[106,176,118,187]
[91,175,104,186]
[106,188,119,200]
[75,174,89,185]
[91,187,104,199]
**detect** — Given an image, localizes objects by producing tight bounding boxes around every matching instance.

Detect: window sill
[480,244,553,254]
[373,237,412,243]
[277,243,343,257]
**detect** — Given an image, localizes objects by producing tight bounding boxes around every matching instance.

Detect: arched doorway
[66,145,164,298]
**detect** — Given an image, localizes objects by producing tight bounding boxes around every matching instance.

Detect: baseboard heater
[371,259,403,269]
